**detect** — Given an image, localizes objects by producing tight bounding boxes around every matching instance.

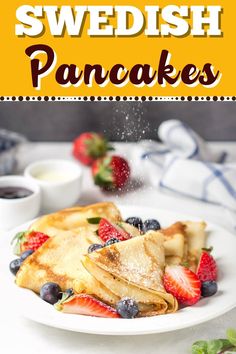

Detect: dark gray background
[0,102,235,141]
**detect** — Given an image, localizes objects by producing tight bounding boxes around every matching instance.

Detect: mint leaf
[207,339,225,354]
[227,329,236,347]
[191,346,206,354]
[11,231,25,245]
[219,339,235,348]
[87,217,102,225]
[191,329,236,354]
[11,231,27,256]
[192,341,208,354]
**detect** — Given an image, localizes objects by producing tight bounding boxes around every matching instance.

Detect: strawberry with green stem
[11,230,50,256]
[73,132,113,166]
[92,155,130,190]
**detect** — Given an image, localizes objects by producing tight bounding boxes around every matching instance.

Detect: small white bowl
[0,175,41,229]
[24,159,82,212]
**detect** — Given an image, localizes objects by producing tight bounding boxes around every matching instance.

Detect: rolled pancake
[83,231,178,316]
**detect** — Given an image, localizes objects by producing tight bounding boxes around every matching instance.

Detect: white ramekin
[0,175,41,229]
[24,159,83,212]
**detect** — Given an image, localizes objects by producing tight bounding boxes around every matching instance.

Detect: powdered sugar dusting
[101,102,156,195]
[103,102,151,142]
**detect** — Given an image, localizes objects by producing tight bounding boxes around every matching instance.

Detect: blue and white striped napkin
[133,119,236,213]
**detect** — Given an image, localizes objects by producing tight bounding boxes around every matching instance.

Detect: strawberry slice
[197,249,217,282]
[164,265,201,306]
[98,218,132,243]
[55,294,120,318]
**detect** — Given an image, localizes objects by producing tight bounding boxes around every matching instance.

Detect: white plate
[1,205,236,335]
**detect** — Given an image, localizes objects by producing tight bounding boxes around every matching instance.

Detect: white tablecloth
[1,142,236,354]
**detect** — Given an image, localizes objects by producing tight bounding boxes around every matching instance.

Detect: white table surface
[1,142,236,354]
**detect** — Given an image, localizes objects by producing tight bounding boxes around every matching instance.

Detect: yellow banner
[0,1,234,97]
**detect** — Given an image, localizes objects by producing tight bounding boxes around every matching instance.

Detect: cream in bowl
[34,170,75,183]
[0,176,41,229]
[24,159,82,212]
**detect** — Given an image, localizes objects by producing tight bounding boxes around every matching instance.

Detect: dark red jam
[0,187,33,199]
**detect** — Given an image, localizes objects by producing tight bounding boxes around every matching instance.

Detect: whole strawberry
[196,248,217,282]
[73,132,113,166]
[12,230,50,256]
[92,155,130,190]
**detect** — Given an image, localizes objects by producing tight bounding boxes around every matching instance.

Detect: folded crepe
[80,231,178,317]
[184,221,207,269]
[15,228,103,293]
[15,202,139,297]
[162,222,187,266]
[16,202,122,293]
[29,202,122,237]
[161,221,207,271]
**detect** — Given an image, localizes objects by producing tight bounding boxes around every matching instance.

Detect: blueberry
[40,282,62,305]
[116,297,139,319]
[88,244,103,253]
[105,238,120,246]
[143,219,161,233]
[125,217,143,231]
[201,281,218,297]
[9,259,22,275]
[20,249,34,261]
